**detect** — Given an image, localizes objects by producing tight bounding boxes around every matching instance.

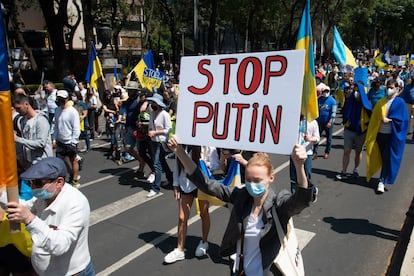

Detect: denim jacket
[188,168,313,275]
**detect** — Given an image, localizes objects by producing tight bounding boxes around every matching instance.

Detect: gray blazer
[188,167,313,275]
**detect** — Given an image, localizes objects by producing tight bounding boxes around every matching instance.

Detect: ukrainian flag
[85,42,103,90]
[295,0,319,122]
[113,63,118,87]
[333,26,357,68]
[410,54,414,65]
[0,2,18,197]
[132,49,163,90]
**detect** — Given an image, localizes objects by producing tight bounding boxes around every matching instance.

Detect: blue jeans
[289,155,313,193]
[79,261,95,276]
[151,141,173,192]
[314,122,333,155]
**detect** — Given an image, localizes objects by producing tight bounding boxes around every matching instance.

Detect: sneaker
[195,241,209,257]
[164,248,185,264]
[377,182,385,194]
[335,172,348,180]
[352,170,359,178]
[147,189,159,198]
[135,170,145,179]
[124,153,135,161]
[74,175,81,181]
[70,180,80,188]
[312,187,318,203]
[147,173,155,184]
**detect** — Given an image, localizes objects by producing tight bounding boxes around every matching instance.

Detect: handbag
[272,207,305,276]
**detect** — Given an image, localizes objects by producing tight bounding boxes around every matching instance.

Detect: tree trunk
[207,0,218,54]
[81,0,95,56]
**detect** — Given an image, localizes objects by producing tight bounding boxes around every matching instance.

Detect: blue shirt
[317,96,336,125]
[368,86,385,107]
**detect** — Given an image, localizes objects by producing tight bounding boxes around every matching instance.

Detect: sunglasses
[30,179,57,188]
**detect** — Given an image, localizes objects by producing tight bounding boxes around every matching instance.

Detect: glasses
[30,179,57,188]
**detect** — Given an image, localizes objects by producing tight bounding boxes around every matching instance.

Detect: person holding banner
[167,135,313,275]
[164,145,211,263]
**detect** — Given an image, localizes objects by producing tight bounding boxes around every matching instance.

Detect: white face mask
[387,88,396,97]
[322,92,329,97]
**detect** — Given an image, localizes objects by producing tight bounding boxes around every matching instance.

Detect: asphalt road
[77,114,414,276]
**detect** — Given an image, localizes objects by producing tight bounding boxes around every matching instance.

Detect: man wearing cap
[53,89,81,187]
[313,84,337,160]
[123,81,147,177]
[146,93,173,197]
[6,157,95,276]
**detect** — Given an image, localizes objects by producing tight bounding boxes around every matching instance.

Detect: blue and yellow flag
[113,64,118,87]
[333,26,357,68]
[197,158,241,206]
[85,42,103,90]
[132,50,163,90]
[295,0,318,122]
[410,54,414,65]
[0,1,18,198]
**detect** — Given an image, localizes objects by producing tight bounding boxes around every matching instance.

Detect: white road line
[90,191,163,226]
[93,128,347,275]
[96,205,221,276]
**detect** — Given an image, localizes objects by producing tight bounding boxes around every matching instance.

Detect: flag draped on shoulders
[85,42,103,90]
[132,50,163,90]
[333,26,357,68]
[0,2,18,192]
[295,0,318,122]
[365,97,408,184]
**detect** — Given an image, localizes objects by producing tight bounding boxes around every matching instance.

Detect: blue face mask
[245,182,267,197]
[32,188,55,200]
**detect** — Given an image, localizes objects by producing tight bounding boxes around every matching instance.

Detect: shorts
[344,129,366,151]
[0,244,33,273]
[56,141,77,158]
[179,187,198,198]
[124,127,138,150]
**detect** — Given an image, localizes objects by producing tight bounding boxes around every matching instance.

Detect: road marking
[90,191,163,226]
[79,166,139,189]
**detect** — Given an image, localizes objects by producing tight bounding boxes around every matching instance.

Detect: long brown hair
[177,145,201,174]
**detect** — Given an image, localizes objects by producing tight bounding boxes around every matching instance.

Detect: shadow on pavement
[312,167,377,191]
[138,231,229,265]
[323,216,400,241]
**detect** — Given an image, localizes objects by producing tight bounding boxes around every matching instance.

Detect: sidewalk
[387,197,414,276]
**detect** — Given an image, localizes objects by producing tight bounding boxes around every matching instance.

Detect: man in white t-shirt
[52,90,81,187]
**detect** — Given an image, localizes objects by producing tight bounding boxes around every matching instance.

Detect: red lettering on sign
[192,101,213,137]
[188,59,213,95]
[219,58,237,95]
[249,103,259,142]
[260,105,282,143]
[263,55,287,95]
[232,103,250,141]
[237,57,262,95]
[212,103,230,139]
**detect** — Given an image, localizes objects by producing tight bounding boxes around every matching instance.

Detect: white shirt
[26,184,91,276]
[299,119,320,155]
[149,110,171,142]
[47,89,58,114]
[234,211,264,276]
[53,105,80,145]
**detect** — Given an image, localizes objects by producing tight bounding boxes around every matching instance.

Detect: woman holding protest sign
[167,135,314,275]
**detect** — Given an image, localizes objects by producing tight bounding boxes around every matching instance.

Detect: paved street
[76,114,414,276]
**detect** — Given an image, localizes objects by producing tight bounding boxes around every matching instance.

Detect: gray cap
[124,81,141,90]
[20,157,67,180]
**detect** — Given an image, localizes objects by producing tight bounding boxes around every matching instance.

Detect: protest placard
[176,50,305,154]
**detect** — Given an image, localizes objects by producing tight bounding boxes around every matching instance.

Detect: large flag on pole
[0,1,19,202]
[85,42,103,90]
[333,26,357,68]
[131,49,163,90]
[295,0,319,122]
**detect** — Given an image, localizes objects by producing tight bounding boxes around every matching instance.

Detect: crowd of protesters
[1,58,414,275]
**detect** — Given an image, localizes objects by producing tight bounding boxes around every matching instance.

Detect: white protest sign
[176,50,305,154]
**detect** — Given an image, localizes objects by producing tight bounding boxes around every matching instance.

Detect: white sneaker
[147,189,159,198]
[164,248,185,263]
[195,240,209,257]
[377,182,385,194]
[147,173,155,184]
